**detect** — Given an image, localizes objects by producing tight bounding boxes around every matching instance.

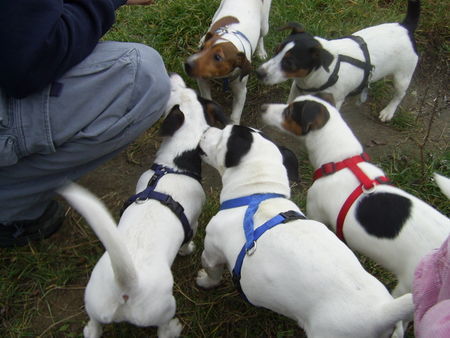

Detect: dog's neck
[219,160,291,202]
[304,110,363,169]
[155,125,204,176]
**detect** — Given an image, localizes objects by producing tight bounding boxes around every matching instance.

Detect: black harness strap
[121,163,200,245]
[296,35,373,96]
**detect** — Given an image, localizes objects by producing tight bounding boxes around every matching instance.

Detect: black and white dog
[262,94,450,299]
[59,74,228,338]
[196,124,413,338]
[256,0,420,122]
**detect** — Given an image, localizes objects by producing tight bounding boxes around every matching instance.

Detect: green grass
[1,0,449,337]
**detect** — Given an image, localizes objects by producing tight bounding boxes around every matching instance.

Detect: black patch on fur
[159,105,185,137]
[225,125,253,168]
[197,96,231,128]
[290,100,330,134]
[400,0,420,54]
[278,145,300,182]
[174,149,202,178]
[355,192,412,238]
[277,29,333,73]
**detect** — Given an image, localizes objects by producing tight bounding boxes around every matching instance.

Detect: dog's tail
[401,0,420,33]
[379,293,414,334]
[434,173,450,199]
[59,182,137,291]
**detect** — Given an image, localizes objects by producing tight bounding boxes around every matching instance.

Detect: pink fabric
[413,236,450,338]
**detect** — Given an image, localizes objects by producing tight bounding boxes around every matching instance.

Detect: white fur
[59,74,208,338]
[262,95,450,298]
[189,0,272,124]
[197,125,414,337]
[434,173,450,199]
[258,22,418,122]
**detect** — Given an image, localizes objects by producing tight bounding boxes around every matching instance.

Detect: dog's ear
[277,145,300,182]
[314,92,336,107]
[159,105,185,137]
[236,52,252,80]
[225,125,253,167]
[284,100,330,135]
[310,46,334,72]
[278,22,305,35]
[197,96,231,128]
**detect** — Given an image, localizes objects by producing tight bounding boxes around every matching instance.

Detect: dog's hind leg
[83,318,102,338]
[196,240,226,288]
[256,0,272,60]
[157,318,183,338]
[378,70,414,122]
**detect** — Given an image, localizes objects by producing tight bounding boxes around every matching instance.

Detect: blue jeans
[0,42,170,222]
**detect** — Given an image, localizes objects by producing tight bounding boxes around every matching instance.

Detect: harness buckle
[320,162,337,176]
[361,152,371,161]
[246,241,257,256]
[135,197,148,204]
[163,195,184,215]
[280,210,305,223]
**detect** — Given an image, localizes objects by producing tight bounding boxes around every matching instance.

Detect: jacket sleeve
[0,0,126,98]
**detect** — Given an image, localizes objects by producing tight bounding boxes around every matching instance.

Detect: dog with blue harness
[196,124,414,337]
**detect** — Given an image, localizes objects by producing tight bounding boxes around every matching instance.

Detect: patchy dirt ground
[29,54,448,337]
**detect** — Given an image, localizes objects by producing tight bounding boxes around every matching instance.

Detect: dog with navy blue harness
[196,124,414,338]
[59,74,229,338]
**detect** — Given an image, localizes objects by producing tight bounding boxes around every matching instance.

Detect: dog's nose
[255,68,267,81]
[184,62,193,76]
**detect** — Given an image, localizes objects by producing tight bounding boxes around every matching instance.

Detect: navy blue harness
[121,163,201,245]
[220,193,306,303]
[296,35,373,96]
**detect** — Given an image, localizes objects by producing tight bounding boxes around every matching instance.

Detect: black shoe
[0,200,65,248]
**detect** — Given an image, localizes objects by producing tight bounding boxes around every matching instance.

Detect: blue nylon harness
[121,163,201,245]
[220,193,306,303]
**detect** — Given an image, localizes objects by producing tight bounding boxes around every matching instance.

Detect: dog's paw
[178,241,195,256]
[196,269,221,289]
[157,318,183,338]
[83,320,102,338]
[379,108,395,122]
[256,49,268,60]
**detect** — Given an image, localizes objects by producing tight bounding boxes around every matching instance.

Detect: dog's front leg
[230,76,248,124]
[196,241,226,289]
[178,240,196,256]
[287,81,302,103]
[196,78,212,100]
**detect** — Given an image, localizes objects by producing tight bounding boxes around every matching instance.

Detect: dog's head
[184,17,252,80]
[199,124,299,197]
[158,73,229,172]
[256,22,333,84]
[262,94,335,137]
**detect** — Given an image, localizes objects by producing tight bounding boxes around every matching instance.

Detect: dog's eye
[214,54,223,62]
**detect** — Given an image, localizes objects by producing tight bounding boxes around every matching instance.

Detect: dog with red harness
[262,94,450,298]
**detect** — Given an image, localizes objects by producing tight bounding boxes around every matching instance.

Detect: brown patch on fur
[285,68,311,78]
[209,16,239,34]
[282,115,303,135]
[188,41,241,78]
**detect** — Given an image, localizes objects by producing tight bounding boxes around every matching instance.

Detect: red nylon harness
[313,152,390,242]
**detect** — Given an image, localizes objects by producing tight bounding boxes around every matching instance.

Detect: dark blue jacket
[0,0,125,98]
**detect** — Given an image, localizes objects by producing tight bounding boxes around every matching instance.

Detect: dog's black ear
[236,52,252,80]
[314,92,336,107]
[197,96,231,128]
[288,100,330,135]
[225,125,253,167]
[310,46,334,72]
[278,22,305,35]
[159,105,185,137]
[278,145,300,182]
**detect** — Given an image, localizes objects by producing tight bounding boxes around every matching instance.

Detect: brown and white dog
[262,94,450,299]
[184,0,272,124]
